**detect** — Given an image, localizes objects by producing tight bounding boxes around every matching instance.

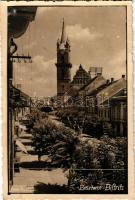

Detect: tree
[50,127,79,168]
[31,118,58,161]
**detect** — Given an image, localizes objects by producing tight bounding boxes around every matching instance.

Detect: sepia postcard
[0,1,134,199]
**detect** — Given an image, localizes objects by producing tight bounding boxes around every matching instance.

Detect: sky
[13,6,126,97]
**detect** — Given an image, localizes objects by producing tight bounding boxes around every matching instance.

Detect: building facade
[71,64,91,89]
[97,76,127,136]
[110,93,127,136]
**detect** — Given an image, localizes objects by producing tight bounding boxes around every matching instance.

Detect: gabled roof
[78,76,97,91]
[71,64,91,85]
[78,75,107,96]
[97,77,126,105]
[86,81,113,97]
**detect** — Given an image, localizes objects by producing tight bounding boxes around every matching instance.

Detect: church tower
[56,19,72,96]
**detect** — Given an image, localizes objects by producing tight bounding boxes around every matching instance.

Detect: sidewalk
[11,127,68,194]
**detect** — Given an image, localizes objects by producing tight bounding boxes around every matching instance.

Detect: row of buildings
[8,6,37,190]
[55,20,127,137]
[64,70,127,137]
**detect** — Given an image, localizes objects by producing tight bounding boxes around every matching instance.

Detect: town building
[84,79,112,121]
[96,75,127,136]
[71,64,91,89]
[8,6,37,190]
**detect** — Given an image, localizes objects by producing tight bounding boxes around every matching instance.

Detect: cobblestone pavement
[10,125,68,194]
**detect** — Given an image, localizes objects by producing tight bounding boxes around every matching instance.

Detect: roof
[97,77,126,105]
[9,84,30,104]
[78,76,98,91]
[67,85,80,97]
[8,7,37,39]
[86,82,114,96]
[78,74,107,95]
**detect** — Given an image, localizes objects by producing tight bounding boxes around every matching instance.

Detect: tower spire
[60,18,66,43]
[56,19,72,96]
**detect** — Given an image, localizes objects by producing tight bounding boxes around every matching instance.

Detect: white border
[0,1,134,200]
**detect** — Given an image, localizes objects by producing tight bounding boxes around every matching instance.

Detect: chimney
[106,79,110,84]
[122,75,125,79]
[111,78,114,83]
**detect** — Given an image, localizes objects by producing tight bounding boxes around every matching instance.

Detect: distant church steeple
[56,19,72,96]
[60,18,66,43]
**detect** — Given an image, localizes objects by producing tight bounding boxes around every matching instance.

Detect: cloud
[103,49,126,79]
[32,56,57,96]
[108,49,126,67]
[66,24,102,42]
[14,55,57,97]
[23,41,37,51]
[14,7,126,97]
